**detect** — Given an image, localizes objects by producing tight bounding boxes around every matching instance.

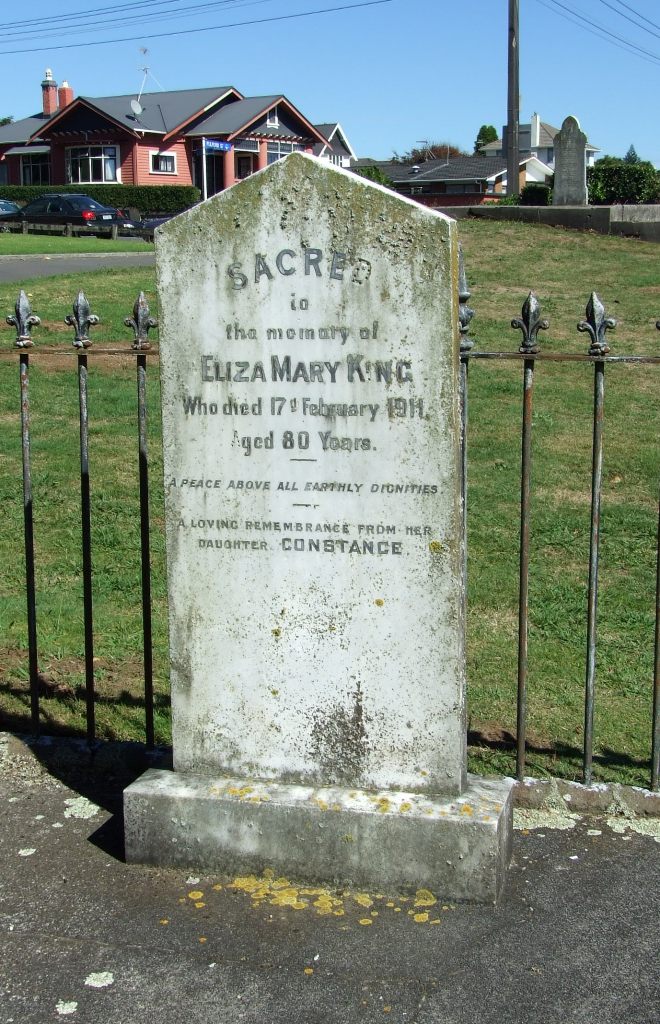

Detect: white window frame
[66,145,121,184]
[266,106,279,127]
[149,150,177,175]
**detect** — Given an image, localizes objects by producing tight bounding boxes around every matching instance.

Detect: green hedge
[0,184,200,215]
[587,162,660,205]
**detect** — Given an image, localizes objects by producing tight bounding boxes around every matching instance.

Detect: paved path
[1,735,658,1024]
[0,251,155,283]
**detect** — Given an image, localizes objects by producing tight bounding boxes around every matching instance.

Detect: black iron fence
[4,274,660,790]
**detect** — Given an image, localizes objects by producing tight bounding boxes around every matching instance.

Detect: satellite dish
[130,98,143,117]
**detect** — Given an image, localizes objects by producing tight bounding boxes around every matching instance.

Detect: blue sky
[1,0,658,166]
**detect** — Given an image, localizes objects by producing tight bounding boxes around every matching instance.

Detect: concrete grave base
[124,769,514,903]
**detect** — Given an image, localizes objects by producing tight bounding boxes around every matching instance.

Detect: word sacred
[227,247,369,288]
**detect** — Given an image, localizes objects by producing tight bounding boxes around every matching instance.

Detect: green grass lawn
[0,233,153,256]
[0,220,658,785]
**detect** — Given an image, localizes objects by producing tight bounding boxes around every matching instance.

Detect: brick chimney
[42,68,58,116]
[58,80,74,110]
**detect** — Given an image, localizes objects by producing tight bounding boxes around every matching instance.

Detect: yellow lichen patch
[399,802,412,813]
[248,795,270,803]
[386,901,395,908]
[369,795,391,813]
[429,540,445,554]
[314,798,329,811]
[383,1007,392,1013]
[263,868,274,878]
[304,968,314,976]
[212,884,223,891]
[429,919,442,925]
[271,877,292,889]
[199,936,207,944]
[159,919,169,925]
[188,890,204,900]
[333,909,345,917]
[195,901,206,909]
[459,803,474,816]
[227,785,253,798]
[414,889,437,908]
[374,598,384,607]
[353,893,374,909]
[358,918,373,926]
[414,912,429,923]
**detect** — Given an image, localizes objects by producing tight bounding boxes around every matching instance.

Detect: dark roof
[82,86,237,134]
[185,96,281,137]
[0,113,53,145]
[315,123,337,138]
[358,155,509,184]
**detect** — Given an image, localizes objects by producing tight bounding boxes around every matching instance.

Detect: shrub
[520,183,552,206]
[0,184,201,216]
[587,161,660,205]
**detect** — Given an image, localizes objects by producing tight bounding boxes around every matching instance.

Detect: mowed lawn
[0,219,658,785]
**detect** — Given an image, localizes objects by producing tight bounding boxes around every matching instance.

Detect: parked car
[2,193,138,232]
[0,199,20,216]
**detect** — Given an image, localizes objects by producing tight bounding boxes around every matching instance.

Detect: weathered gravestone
[553,115,588,206]
[124,153,513,901]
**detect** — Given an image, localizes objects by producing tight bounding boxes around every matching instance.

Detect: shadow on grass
[468,726,651,779]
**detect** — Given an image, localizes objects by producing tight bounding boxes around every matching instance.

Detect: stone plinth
[125,771,514,903]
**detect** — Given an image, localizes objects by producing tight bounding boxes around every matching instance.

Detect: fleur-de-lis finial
[458,244,475,354]
[577,292,615,356]
[7,290,40,348]
[64,290,99,349]
[124,292,158,351]
[511,292,549,354]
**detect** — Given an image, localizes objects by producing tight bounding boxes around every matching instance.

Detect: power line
[0,0,254,31]
[0,0,273,42]
[596,0,660,41]
[608,0,660,33]
[533,0,660,64]
[0,0,393,55]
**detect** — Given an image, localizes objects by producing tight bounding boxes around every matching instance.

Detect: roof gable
[184,96,328,146]
[30,86,242,141]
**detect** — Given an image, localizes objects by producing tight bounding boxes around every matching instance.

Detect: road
[0,250,155,283]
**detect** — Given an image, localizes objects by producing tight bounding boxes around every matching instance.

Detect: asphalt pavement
[0,250,155,284]
[1,734,658,1024]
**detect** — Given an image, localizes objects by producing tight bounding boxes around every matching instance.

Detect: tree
[354,165,393,188]
[623,144,640,164]
[392,140,468,165]
[0,116,12,126]
[474,124,498,153]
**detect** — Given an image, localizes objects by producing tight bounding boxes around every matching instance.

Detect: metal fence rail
[5,276,660,789]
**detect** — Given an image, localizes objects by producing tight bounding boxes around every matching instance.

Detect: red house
[0,70,347,200]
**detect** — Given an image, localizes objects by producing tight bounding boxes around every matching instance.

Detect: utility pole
[507,0,520,197]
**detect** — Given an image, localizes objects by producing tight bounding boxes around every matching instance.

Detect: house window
[150,151,176,175]
[410,186,423,195]
[66,145,119,184]
[266,107,279,127]
[21,153,50,186]
[266,141,303,165]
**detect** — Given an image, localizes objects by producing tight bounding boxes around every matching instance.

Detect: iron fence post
[8,292,41,734]
[66,291,99,744]
[125,292,158,748]
[578,293,615,786]
[511,293,548,779]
